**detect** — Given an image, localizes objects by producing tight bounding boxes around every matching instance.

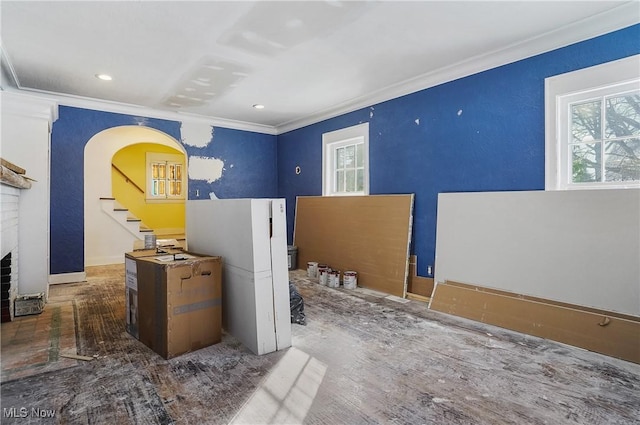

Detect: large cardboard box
[125,250,222,359]
[125,249,162,339]
[125,249,184,339]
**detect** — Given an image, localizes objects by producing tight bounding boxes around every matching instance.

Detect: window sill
[145,198,185,204]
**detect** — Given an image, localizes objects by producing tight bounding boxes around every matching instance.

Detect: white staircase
[99,197,153,241]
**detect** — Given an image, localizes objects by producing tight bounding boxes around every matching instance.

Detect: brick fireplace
[1,159,32,321]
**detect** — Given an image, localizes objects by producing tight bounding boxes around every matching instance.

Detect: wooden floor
[1,266,639,424]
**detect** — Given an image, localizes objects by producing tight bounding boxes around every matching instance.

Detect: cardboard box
[125,249,175,338]
[125,250,222,359]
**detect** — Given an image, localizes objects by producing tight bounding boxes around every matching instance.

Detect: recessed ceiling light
[253,104,265,109]
[95,73,112,81]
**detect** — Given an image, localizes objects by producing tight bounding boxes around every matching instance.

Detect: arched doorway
[83,126,185,266]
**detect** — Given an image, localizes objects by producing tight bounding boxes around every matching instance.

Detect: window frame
[322,122,370,196]
[545,55,640,190]
[146,152,186,202]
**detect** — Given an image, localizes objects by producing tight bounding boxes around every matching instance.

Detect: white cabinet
[186,199,292,355]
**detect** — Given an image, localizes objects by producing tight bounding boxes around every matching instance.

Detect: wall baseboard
[49,272,87,285]
[429,280,640,364]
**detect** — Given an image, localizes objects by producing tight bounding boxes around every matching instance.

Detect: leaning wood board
[429,280,640,364]
[294,195,414,298]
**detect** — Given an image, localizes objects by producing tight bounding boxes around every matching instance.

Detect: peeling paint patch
[188,156,224,183]
[370,106,375,119]
[457,109,463,116]
[134,117,150,127]
[415,118,420,125]
[181,122,214,147]
[209,192,219,199]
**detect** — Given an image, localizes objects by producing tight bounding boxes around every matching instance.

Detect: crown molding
[2,4,637,136]
[0,90,58,122]
[275,3,640,134]
[1,87,279,135]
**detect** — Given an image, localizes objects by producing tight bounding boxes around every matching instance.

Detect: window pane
[572,143,601,183]
[152,164,159,179]
[158,164,166,179]
[346,169,355,192]
[169,165,175,179]
[345,145,355,168]
[336,170,345,192]
[356,143,364,167]
[152,180,158,196]
[158,180,165,195]
[176,165,182,180]
[571,100,602,144]
[336,147,345,169]
[605,94,640,139]
[176,181,182,195]
[605,139,640,182]
[356,169,364,191]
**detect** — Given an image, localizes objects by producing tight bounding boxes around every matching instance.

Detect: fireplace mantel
[0,159,32,190]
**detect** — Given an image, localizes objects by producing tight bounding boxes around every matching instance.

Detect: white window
[146,152,185,201]
[545,55,640,190]
[322,123,369,196]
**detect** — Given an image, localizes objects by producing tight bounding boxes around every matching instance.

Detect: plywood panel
[429,281,640,364]
[294,195,414,297]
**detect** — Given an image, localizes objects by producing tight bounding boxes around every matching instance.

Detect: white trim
[0,91,58,122]
[545,55,640,190]
[278,3,640,134]
[85,126,186,270]
[322,123,369,196]
[49,272,87,285]
[146,152,186,201]
[4,3,637,136]
[1,86,277,135]
[144,199,185,204]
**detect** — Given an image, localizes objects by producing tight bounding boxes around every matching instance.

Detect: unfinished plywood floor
[1,267,639,424]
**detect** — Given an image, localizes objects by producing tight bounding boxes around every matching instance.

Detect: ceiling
[1,1,638,134]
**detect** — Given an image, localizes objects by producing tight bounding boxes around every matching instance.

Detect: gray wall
[434,189,640,316]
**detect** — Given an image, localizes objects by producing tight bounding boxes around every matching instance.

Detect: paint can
[328,270,341,288]
[318,267,331,286]
[317,264,328,282]
[287,246,298,270]
[343,271,357,289]
[307,262,318,278]
[144,234,156,249]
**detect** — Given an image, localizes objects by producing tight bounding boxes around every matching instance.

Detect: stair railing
[112,164,144,194]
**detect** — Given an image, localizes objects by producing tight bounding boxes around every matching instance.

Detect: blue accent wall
[187,127,278,200]
[50,107,277,274]
[49,25,638,276]
[277,24,640,276]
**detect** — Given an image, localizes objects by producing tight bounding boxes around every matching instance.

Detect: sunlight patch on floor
[229,347,327,425]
